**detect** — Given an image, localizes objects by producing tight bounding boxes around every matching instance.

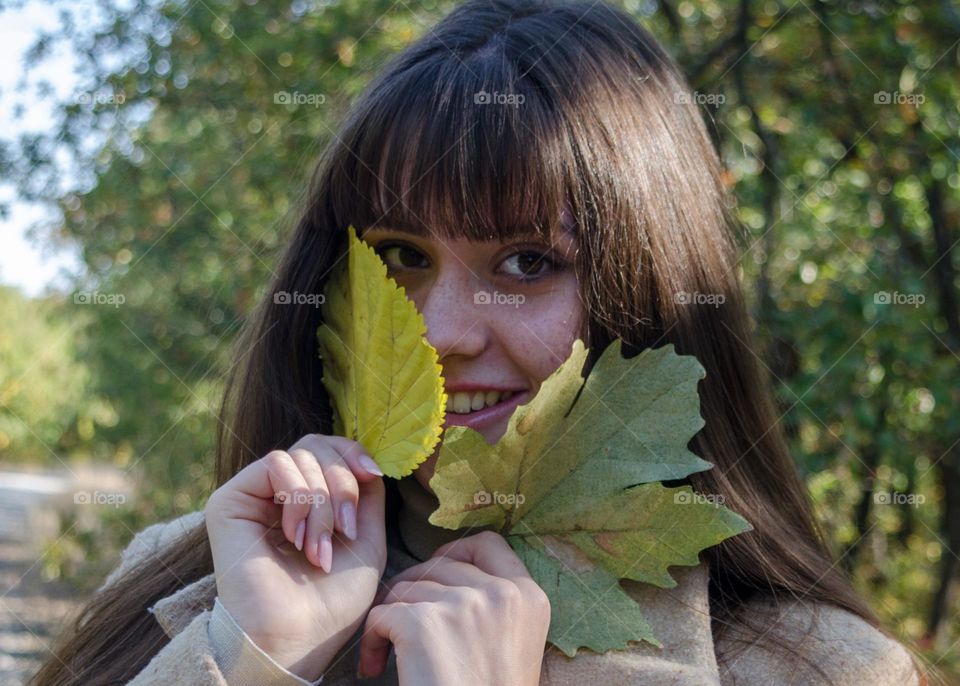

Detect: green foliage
[0,285,99,462]
[430,340,751,655]
[3,0,958,677]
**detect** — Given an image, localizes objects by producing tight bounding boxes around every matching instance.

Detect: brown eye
[377,243,429,269]
[500,251,554,279]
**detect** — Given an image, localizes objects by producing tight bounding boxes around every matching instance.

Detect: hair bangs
[338,56,574,245]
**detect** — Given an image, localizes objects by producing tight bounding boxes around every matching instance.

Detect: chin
[478,419,510,444]
[413,446,440,492]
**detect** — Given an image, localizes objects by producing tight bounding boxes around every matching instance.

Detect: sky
[0,1,88,298]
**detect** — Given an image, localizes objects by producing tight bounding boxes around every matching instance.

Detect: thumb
[358,604,399,678]
[354,475,386,553]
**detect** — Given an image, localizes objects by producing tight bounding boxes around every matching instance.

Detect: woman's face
[360,222,585,494]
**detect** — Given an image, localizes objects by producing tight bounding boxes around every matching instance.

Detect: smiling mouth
[440,389,530,429]
[445,390,519,415]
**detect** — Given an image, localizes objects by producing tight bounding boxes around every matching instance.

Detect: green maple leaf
[429,339,752,657]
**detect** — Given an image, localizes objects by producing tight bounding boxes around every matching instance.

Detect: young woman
[33,0,926,684]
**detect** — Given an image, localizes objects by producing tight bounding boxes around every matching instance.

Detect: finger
[355,475,387,554]
[264,523,287,549]
[432,530,532,582]
[287,448,334,571]
[359,603,413,679]
[376,556,490,605]
[296,433,384,481]
[290,435,360,541]
[380,579,453,605]
[221,450,312,548]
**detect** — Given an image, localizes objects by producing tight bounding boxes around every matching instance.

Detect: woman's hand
[204,433,387,681]
[358,531,551,686]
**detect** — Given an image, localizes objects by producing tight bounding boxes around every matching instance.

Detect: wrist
[273,636,345,682]
[209,597,328,685]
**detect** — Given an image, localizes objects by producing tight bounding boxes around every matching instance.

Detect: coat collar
[149,571,217,638]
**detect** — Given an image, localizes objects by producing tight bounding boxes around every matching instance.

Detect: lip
[443,389,529,430]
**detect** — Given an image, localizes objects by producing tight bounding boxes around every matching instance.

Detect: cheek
[505,282,585,385]
[414,283,584,495]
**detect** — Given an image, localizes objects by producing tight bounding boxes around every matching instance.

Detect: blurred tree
[0,285,101,463]
[3,0,958,675]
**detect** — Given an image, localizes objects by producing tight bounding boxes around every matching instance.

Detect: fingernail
[340,501,357,540]
[358,455,384,476]
[319,531,333,573]
[294,520,305,551]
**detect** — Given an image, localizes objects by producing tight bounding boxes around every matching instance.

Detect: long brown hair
[33,0,905,683]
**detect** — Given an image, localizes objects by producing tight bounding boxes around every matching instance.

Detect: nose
[416,267,488,361]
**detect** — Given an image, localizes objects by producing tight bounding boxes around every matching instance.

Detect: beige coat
[103,476,922,685]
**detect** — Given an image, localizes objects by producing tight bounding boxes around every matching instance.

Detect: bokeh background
[0,0,957,682]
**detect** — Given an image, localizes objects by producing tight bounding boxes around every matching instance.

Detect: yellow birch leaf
[316,225,446,478]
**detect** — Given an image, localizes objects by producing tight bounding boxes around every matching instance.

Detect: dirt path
[0,466,121,686]
[0,537,83,686]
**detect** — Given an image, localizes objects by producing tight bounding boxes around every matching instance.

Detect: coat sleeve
[538,563,722,686]
[97,513,327,686]
[120,602,325,686]
[206,597,325,685]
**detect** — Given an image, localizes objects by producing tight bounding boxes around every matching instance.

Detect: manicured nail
[358,455,384,476]
[340,501,357,541]
[319,532,333,573]
[294,520,305,551]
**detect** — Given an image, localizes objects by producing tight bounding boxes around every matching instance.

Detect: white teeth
[452,393,472,413]
[445,390,507,415]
